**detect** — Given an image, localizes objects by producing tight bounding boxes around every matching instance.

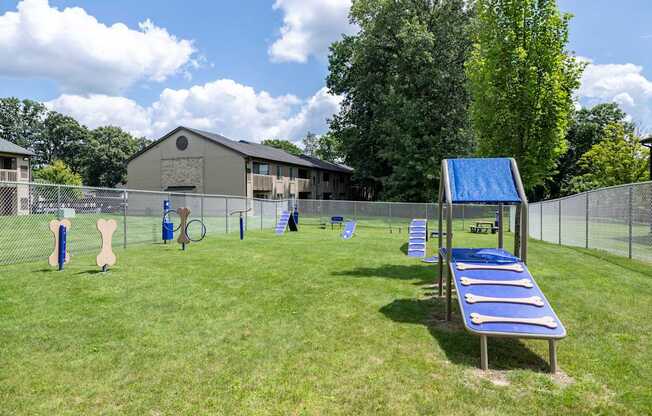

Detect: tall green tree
[328,0,474,201]
[33,160,82,186]
[467,0,584,192]
[81,126,147,187]
[567,123,649,193]
[0,98,48,149]
[32,112,89,170]
[302,131,343,162]
[261,139,302,156]
[545,103,633,198]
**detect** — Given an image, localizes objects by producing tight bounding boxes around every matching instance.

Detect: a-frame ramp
[407,219,427,257]
[275,210,298,235]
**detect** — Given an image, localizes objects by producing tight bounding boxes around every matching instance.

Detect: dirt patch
[551,369,574,386]
[470,368,511,386]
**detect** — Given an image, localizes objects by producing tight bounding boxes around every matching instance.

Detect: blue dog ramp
[275,211,291,235]
[407,219,427,257]
[342,221,356,239]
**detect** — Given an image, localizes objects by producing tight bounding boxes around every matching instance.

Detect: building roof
[0,138,35,156]
[185,127,315,168]
[128,126,353,174]
[298,154,353,173]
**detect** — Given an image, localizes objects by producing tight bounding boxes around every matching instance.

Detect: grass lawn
[1,225,651,415]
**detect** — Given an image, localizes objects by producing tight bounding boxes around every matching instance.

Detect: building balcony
[297,178,312,192]
[0,169,18,182]
[252,174,274,191]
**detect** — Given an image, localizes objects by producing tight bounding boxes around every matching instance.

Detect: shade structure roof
[444,158,522,204]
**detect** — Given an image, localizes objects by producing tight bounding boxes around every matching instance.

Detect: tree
[313,132,343,163]
[0,98,48,149]
[544,103,633,198]
[302,131,343,162]
[328,0,474,201]
[302,132,319,156]
[33,160,82,186]
[467,0,584,192]
[81,126,146,187]
[261,139,302,156]
[567,123,649,193]
[32,111,89,170]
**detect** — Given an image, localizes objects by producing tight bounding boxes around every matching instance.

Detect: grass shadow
[334,264,437,285]
[379,296,550,372]
[400,242,409,255]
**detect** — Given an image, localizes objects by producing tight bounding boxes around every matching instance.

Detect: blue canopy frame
[438,158,529,321]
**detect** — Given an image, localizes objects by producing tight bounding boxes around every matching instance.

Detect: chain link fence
[528,182,652,262]
[0,180,288,265]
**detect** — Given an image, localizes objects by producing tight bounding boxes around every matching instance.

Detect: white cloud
[578,61,652,129]
[269,0,356,63]
[46,80,341,141]
[0,0,195,94]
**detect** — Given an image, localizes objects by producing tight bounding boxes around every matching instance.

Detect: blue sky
[1,0,651,142]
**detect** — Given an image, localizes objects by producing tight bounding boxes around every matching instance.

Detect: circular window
[176,136,188,151]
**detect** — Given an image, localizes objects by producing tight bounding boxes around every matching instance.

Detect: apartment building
[126,126,353,200]
[0,138,33,215]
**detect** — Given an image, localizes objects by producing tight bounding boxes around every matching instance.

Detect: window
[323,172,330,182]
[289,167,295,180]
[277,165,282,179]
[298,168,309,179]
[20,165,29,179]
[276,193,284,199]
[176,135,188,151]
[253,162,269,175]
[0,157,16,170]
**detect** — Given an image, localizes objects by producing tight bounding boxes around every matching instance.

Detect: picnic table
[470,221,497,234]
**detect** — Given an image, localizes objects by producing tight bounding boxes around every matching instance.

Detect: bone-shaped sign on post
[176,207,191,246]
[48,219,71,267]
[96,219,117,270]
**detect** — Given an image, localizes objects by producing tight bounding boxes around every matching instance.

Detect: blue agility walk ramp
[341,220,356,239]
[438,158,565,373]
[275,210,298,235]
[407,219,427,257]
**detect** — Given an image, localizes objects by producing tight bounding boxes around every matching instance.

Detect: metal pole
[549,340,557,374]
[540,203,543,240]
[480,335,489,371]
[123,190,128,249]
[225,198,229,234]
[628,186,633,259]
[558,199,562,245]
[201,194,204,224]
[585,192,590,249]
[260,200,263,231]
[498,204,504,249]
[353,200,357,220]
[57,185,61,220]
[389,203,392,233]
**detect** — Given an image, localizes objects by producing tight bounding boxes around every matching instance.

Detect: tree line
[0,98,149,187]
[323,0,650,202]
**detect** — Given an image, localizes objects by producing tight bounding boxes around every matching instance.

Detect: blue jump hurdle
[407,219,427,257]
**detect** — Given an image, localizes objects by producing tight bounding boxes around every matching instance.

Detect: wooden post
[549,340,557,374]
[480,336,489,370]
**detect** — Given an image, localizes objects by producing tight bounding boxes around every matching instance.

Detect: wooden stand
[48,219,71,267]
[177,207,191,250]
[96,219,117,271]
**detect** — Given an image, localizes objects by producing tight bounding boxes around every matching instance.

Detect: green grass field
[1,225,651,415]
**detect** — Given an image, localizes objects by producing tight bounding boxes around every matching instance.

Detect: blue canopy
[445,158,521,204]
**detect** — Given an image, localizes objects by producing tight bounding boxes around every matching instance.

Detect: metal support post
[480,336,489,371]
[585,192,590,249]
[558,199,562,245]
[498,204,504,249]
[628,186,633,259]
[123,190,128,248]
[225,198,229,233]
[549,340,557,374]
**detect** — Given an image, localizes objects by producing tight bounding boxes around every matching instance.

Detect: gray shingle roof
[298,154,353,173]
[185,127,315,168]
[0,138,35,156]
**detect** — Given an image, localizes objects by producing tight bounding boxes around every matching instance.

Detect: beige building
[0,138,33,215]
[126,126,353,200]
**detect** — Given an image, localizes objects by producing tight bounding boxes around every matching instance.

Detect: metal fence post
[354,200,357,220]
[56,185,61,220]
[540,203,543,240]
[585,192,589,249]
[201,194,204,224]
[225,198,229,234]
[558,199,562,245]
[123,190,128,249]
[628,186,633,259]
[260,200,263,230]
